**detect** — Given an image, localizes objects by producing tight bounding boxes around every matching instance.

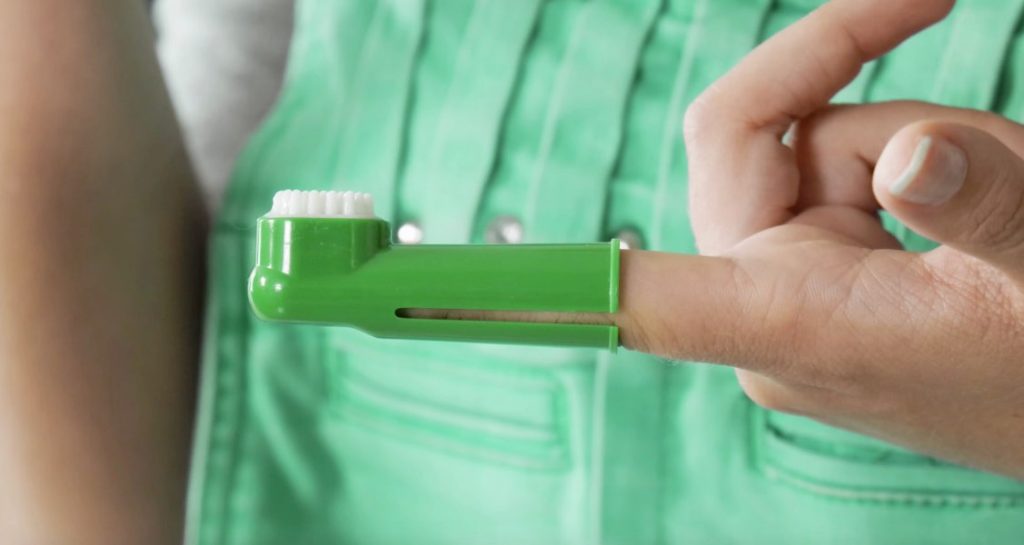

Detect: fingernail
[887,136,968,205]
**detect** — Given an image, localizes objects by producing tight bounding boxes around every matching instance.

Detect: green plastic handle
[248,217,620,350]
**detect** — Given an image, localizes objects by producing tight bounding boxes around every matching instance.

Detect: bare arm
[0,2,205,544]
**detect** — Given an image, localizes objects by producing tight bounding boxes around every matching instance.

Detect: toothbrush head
[253,189,390,279]
[265,189,376,218]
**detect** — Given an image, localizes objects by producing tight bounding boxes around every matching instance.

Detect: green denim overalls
[188,1,1024,543]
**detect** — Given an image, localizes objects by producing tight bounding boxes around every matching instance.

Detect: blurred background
[153,0,292,212]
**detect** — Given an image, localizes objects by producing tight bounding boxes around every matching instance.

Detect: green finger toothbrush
[248,190,621,351]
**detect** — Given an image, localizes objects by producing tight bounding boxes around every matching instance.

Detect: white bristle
[288,191,304,216]
[344,191,356,216]
[357,193,373,216]
[324,192,339,215]
[308,191,326,215]
[265,189,376,218]
[272,191,288,215]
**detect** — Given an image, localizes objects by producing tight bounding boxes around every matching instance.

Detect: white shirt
[154,0,294,213]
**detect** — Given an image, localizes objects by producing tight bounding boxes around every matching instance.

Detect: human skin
[0,2,204,544]
[622,0,1024,479]
[439,0,1024,480]
[0,0,1021,543]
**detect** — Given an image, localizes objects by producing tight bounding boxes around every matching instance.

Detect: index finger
[704,0,954,134]
[687,0,955,254]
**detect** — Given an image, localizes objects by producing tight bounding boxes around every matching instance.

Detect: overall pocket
[325,336,574,470]
[320,332,601,545]
[754,409,1024,507]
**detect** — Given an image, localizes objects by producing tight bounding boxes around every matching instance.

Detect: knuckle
[683,91,722,145]
[736,371,799,413]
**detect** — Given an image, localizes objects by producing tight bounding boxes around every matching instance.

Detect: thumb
[873,121,1024,277]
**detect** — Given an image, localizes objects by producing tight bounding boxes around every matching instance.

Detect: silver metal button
[614,228,644,250]
[486,216,524,244]
[396,221,424,244]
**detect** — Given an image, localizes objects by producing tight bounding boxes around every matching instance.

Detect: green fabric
[189,0,1024,543]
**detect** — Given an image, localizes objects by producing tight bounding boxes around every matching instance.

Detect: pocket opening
[753,408,1024,508]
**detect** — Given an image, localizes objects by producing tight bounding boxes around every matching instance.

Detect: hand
[412,0,1023,478]
[619,0,1024,478]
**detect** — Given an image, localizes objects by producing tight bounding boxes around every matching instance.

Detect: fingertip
[874,120,1024,271]
[866,0,955,27]
[827,0,956,58]
[873,124,922,205]
[917,0,956,23]
[873,122,967,209]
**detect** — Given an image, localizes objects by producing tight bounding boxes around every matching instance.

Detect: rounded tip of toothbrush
[265,189,376,218]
